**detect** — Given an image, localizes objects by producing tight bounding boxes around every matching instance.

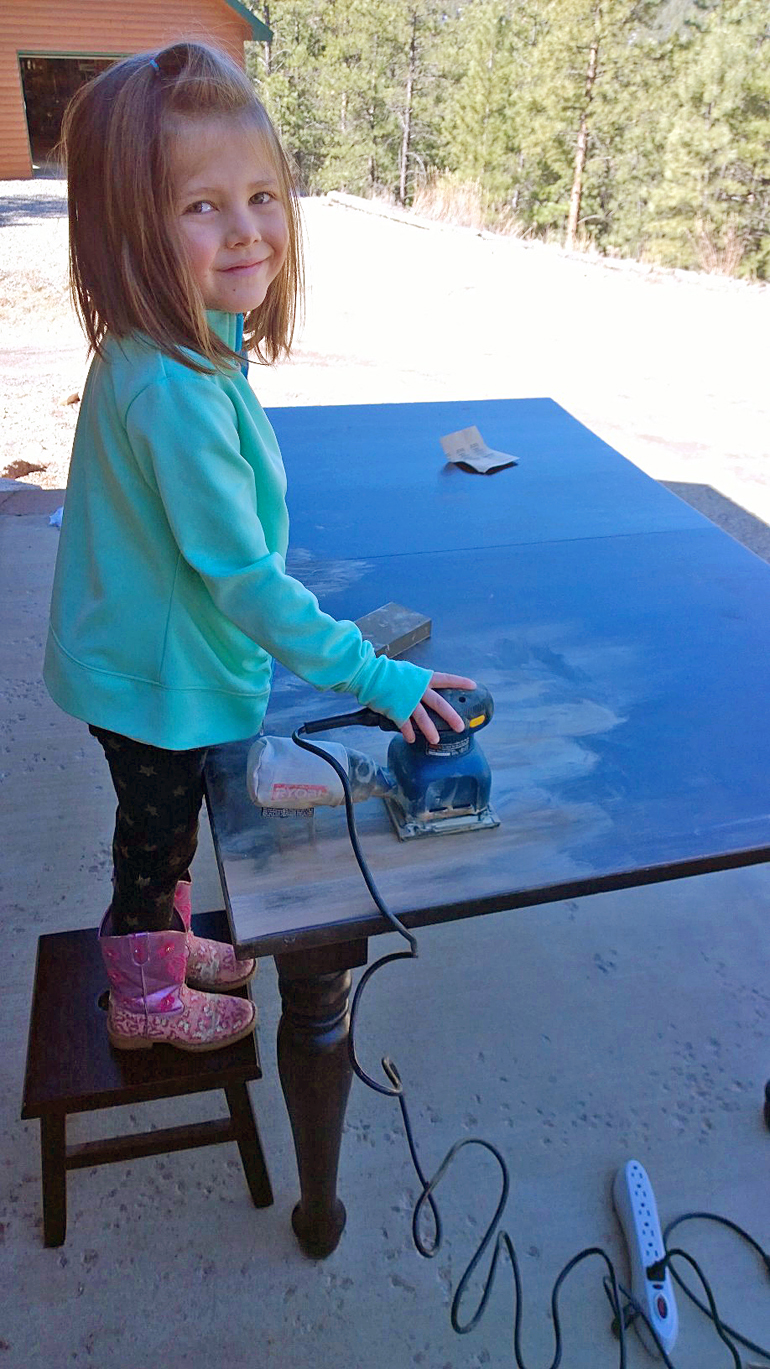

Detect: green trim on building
[223,0,272,42]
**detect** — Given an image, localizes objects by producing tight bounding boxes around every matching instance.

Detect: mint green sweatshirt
[44,312,431,748]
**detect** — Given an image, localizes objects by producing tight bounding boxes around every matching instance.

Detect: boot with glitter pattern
[173,880,257,992]
[98,910,256,1052]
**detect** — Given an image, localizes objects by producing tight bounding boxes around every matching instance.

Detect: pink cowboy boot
[99,910,256,1052]
[173,880,256,992]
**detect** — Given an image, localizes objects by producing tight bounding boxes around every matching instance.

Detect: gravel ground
[0,179,82,486]
[2,176,769,552]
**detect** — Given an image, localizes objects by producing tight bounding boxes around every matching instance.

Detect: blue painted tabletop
[204,399,770,956]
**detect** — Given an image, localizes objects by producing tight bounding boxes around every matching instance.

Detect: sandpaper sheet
[440,425,517,474]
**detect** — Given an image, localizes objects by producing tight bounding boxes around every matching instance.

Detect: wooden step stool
[21,909,273,1246]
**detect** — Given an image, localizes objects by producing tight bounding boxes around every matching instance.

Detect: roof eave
[224,0,273,43]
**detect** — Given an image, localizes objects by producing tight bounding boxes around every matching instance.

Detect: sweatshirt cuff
[348,654,432,726]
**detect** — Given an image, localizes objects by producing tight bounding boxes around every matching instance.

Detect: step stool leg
[224,1083,273,1208]
[40,1114,67,1247]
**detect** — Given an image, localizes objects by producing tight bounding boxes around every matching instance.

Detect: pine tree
[651,0,770,276]
[444,0,523,202]
[242,0,770,276]
[511,1,663,244]
[583,9,678,260]
[246,0,335,190]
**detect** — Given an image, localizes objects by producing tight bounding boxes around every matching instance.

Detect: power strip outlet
[612,1160,678,1358]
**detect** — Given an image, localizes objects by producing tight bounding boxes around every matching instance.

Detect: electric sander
[248,684,499,840]
[383,684,498,838]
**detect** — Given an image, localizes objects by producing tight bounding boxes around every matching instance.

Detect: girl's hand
[401,672,477,745]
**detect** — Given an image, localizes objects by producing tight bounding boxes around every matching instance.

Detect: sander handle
[300,707,400,736]
[300,686,493,738]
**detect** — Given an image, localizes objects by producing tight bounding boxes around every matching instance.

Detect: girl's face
[172,114,289,315]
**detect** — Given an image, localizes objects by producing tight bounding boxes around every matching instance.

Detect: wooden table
[205,398,770,1256]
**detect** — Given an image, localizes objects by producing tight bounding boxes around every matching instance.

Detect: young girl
[44,41,474,1054]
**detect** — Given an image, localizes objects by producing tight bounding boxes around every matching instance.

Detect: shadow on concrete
[0,194,67,226]
[662,481,770,565]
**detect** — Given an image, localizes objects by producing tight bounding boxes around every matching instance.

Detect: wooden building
[0,0,270,180]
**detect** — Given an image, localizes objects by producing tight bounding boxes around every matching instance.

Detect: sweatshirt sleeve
[125,370,432,726]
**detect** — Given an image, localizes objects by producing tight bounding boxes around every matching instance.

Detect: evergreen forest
[241,0,770,278]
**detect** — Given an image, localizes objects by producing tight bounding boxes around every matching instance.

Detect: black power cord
[292,726,770,1366]
[662,1215,770,1361]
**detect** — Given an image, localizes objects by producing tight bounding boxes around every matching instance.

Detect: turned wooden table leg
[275,940,367,1259]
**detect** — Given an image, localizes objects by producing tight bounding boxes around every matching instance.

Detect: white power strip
[612,1160,679,1358]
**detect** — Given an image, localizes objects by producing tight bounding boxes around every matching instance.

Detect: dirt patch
[2,458,47,480]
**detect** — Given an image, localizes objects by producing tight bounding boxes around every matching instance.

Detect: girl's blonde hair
[62,40,303,371]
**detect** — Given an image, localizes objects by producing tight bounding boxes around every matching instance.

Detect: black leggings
[90,725,209,935]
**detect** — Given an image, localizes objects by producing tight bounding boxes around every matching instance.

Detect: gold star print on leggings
[89,725,209,934]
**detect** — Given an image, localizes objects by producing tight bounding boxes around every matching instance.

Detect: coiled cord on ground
[293,727,769,1366]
